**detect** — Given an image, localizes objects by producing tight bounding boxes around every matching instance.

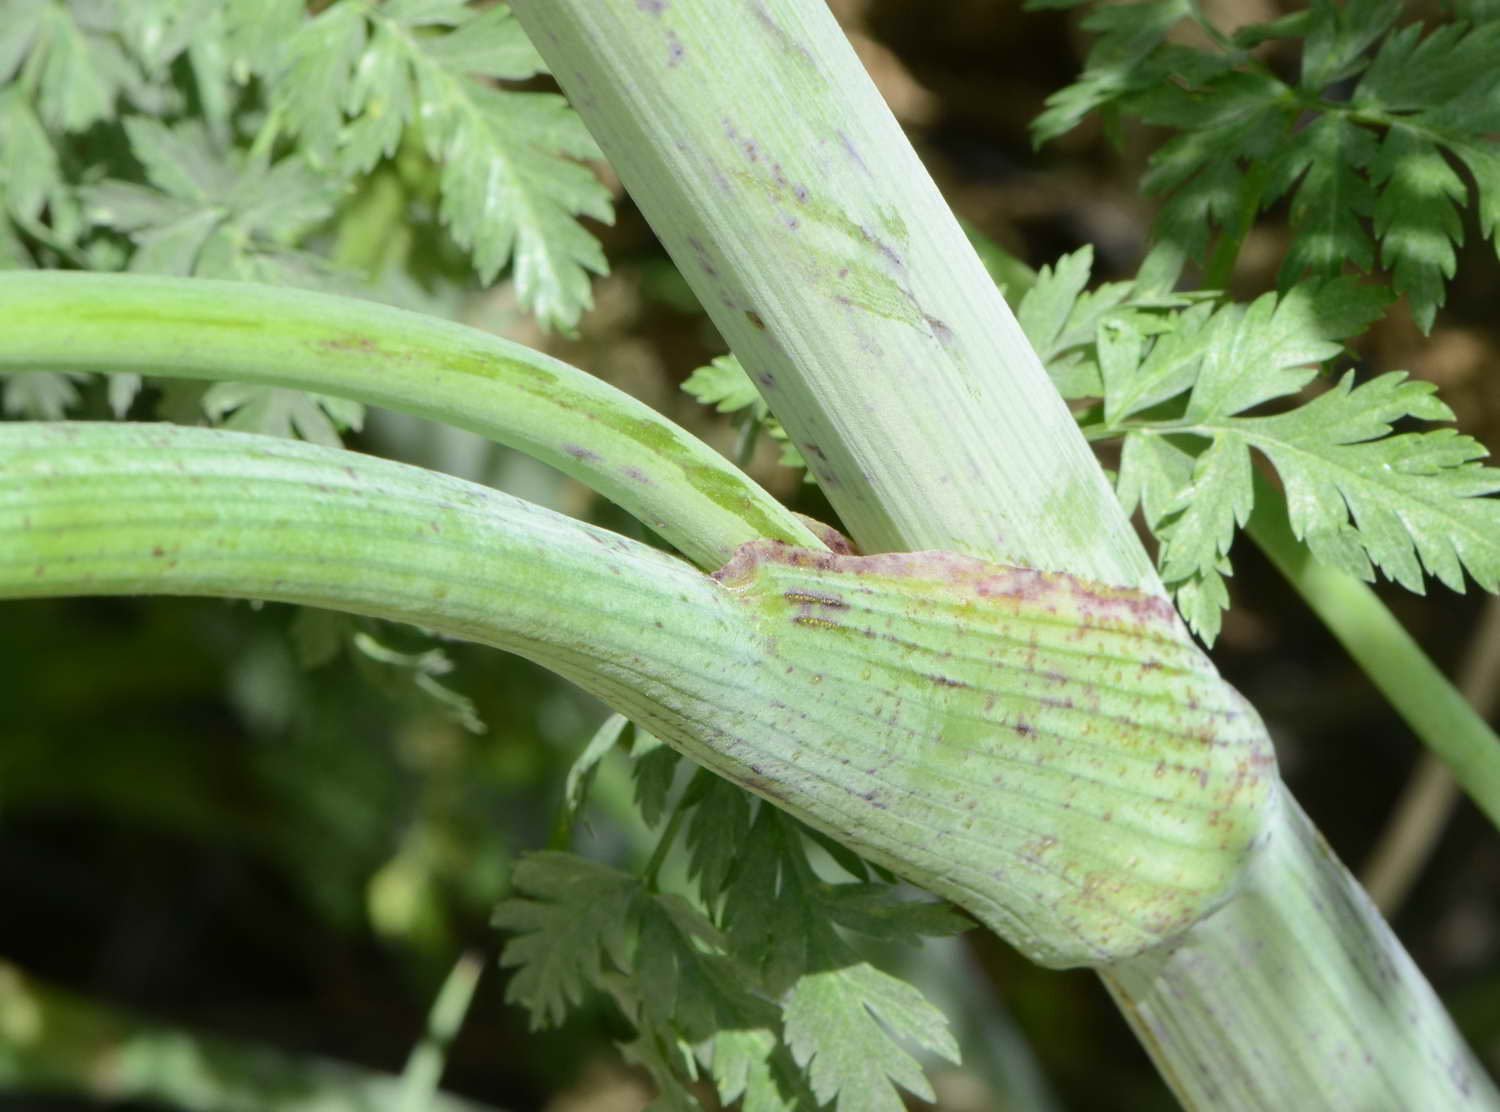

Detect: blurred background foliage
[2,0,1499,1109]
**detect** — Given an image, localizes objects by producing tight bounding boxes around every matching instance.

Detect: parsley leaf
[493,852,637,1029]
[1213,373,1500,593]
[630,726,682,829]
[84,117,343,279]
[783,961,958,1112]
[201,382,362,448]
[1036,1,1500,330]
[1010,244,1494,640]
[238,0,611,330]
[2,370,87,419]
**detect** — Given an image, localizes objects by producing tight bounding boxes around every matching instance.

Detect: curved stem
[0,271,821,569]
[0,420,744,717]
[2,422,1278,971]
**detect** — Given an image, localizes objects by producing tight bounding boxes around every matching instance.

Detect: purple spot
[837,130,870,174]
[666,29,684,65]
[563,443,602,463]
[793,183,809,203]
[686,235,719,278]
[636,0,667,11]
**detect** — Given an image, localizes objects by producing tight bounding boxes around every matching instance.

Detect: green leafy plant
[3,1,1500,1110]
[1032,0,1500,327]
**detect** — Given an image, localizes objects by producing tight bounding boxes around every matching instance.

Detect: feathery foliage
[0,0,607,733]
[495,723,969,1112]
[0,0,610,347]
[1031,0,1500,330]
[1034,248,1500,641]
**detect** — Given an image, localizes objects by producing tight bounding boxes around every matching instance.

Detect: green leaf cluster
[2,0,612,466]
[225,0,610,331]
[1017,247,1500,640]
[1032,0,1500,330]
[498,723,969,1112]
[0,0,609,332]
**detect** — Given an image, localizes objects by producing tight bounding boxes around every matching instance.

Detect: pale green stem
[397,951,485,1112]
[0,423,1277,971]
[511,1,1499,1106]
[0,271,820,569]
[1104,789,1495,1111]
[509,0,1153,587]
[1247,470,1500,833]
[0,422,748,742]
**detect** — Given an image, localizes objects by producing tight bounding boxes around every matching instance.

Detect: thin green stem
[734,415,763,472]
[1363,594,1500,912]
[1203,157,1271,290]
[643,797,693,892]
[397,951,486,1112]
[0,421,734,678]
[0,272,821,570]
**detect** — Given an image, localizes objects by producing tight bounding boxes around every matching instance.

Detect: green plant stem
[1247,469,1500,832]
[0,272,820,570]
[509,0,1154,587]
[1,422,1279,970]
[0,422,757,740]
[397,951,486,1112]
[1364,594,1500,912]
[1103,788,1494,1111]
[511,1,1499,1106]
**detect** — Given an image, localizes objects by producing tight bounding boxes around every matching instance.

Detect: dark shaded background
[2,1,1498,1109]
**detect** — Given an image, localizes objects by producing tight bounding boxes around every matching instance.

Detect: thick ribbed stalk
[510,0,1152,585]
[1103,793,1494,1110]
[2,423,1274,970]
[0,272,819,569]
[0,422,736,699]
[509,1,1498,1106]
